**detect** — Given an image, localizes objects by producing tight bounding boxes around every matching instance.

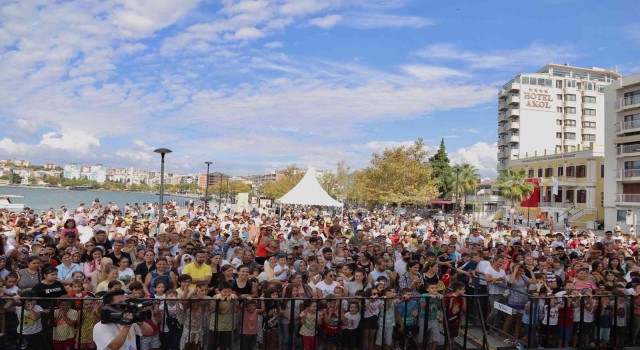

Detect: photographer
[93,290,153,350]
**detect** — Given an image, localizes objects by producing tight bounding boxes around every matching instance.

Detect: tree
[355,138,439,206]
[43,176,61,186]
[260,165,305,199]
[496,170,535,207]
[428,138,454,198]
[453,163,480,211]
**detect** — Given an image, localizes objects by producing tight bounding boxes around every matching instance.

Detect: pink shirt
[242,309,259,335]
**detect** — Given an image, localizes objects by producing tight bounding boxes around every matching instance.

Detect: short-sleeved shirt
[182,262,212,288]
[93,322,141,350]
[396,299,419,326]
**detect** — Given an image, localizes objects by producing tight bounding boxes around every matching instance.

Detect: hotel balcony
[616,96,640,110]
[617,145,640,157]
[508,134,520,143]
[499,101,508,111]
[507,94,520,105]
[506,82,521,92]
[498,149,507,159]
[498,90,508,99]
[498,124,507,134]
[508,121,520,130]
[507,108,520,118]
[616,193,640,204]
[616,169,640,181]
[616,120,640,134]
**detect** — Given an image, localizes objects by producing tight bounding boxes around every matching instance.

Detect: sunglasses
[39,253,49,257]
[184,258,192,262]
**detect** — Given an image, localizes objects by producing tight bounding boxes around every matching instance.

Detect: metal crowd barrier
[0,294,491,350]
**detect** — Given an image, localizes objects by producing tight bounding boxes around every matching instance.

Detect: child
[176,274,192,299]
[71,271,92,292]
[396,287,419,348]
[342,301,361,350]
[573,290,595,347]
[595,295,613,346]
[140,283,161,350]
[422,283,444,350]
[444,282,466,346]
[376,288,396,349]
[158,289,182,350]
[0,273,19,337]
[240,300,261,350]
[15,291,42,350]
[299,301,322,350]
[614,291,629,346]
[209,281,237,350]
[67,280,88,309]
[262,287,280,350]
[129,281,145,299]
[273,254,290,282]
[557,292,575,347]
[323,295,342,350]
[540,297,559,347]
[362,289,382,350]
[77,298,100,350]
[52,298,78,350]
[180,283,210,350]
[280,283,304,350]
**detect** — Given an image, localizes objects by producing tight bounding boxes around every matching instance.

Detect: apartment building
[498,64,619,172]
[604,73,640,231]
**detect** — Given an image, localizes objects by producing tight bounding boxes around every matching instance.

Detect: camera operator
[93,290,153,350]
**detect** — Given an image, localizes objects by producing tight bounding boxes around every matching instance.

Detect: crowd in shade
[0,199,639,350]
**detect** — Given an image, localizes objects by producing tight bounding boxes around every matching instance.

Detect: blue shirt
[56,263,82,281]
[396,299,419,326]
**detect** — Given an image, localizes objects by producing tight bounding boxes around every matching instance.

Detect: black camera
[101,299,153,325]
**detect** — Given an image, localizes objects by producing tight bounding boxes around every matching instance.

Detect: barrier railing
[0,294,490,350]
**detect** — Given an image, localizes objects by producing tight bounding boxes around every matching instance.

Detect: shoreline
[0,184,200,199]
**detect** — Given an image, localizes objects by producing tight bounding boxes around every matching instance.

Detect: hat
[136,245,146,251]
[42,265,57,275]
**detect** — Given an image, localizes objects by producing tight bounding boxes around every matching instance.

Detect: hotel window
[557,166,564,176]
[564,132,576,140]
[528,169,534,178]
[564,120,576,126]
[582,121,596,128]
[566,80,576,88]
[537,168,543,177]
[584,82,594,91]
[556,119,562,125]
[583,134,596,141]
[583,109,596,116]
[555,80,562,88]
[565,107,576,114]
[576,165,586,178]
[597,86,605,93]
[566,166,575,177]
[557,94,563,100]
[565,94,576,101]
[577,190,587,203]
[545,168,553,177]
[557,107,563,113]
[625,90,640,105]
[583,96,596,103]
[556,132,562,138]
[600,164,604,178]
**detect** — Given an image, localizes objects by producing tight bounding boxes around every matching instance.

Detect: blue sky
[0,0,638,178]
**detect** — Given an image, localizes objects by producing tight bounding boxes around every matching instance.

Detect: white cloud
[364,140,416,151]
[110,0,201,38]
[452,128,480,134]
[343,13,433,29]
[450,142,498,178]
[309,14,342,28]
[414,42,578,70]
[264,41,284,49]
[230,27,264,40]
[401,65,468,81]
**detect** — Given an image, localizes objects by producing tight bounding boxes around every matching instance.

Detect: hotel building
[604,73,640,231]
[497,64,620,172]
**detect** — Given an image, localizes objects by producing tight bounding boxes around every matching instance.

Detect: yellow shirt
[182,262,212,288]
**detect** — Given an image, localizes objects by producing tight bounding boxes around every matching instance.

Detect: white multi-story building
[497,64,620,172]
[604,73,640,231]
[63,163,81,180]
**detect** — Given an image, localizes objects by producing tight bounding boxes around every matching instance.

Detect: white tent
[277,167,344,207]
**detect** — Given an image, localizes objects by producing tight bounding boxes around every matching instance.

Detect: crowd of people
[0,199,639,350]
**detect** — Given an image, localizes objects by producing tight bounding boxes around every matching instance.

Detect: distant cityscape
[0,159,326,193]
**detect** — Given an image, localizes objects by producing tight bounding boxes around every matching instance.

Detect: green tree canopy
[208,179,252,197]
[496,170,535,206]
[355,138,439,205]
[428,138,454,198]
[453,163,480,210]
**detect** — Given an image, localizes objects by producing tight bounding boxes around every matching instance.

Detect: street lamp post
[454,165,461,213]
[204,161,212,214]
[154,148,172,236]
[219,173,223,212]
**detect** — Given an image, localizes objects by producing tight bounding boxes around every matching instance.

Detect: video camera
[100,299,153,325]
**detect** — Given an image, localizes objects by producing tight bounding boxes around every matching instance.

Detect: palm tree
[453,164,480,212]
[496,170,535,208]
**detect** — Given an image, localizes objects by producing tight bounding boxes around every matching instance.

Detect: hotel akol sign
[523,88,553,109]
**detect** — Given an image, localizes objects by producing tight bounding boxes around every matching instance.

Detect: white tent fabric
[277,167,344,207]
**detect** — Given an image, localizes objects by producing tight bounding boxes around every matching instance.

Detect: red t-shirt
[255,243,268,258]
